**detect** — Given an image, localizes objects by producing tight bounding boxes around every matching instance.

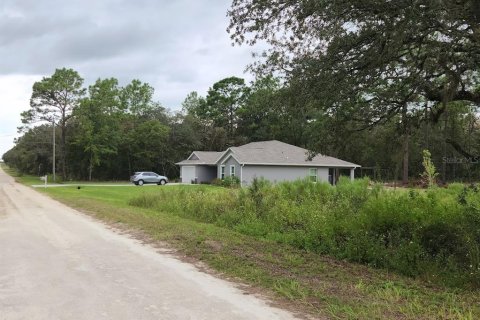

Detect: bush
[221,176,240,188]
[128,178,480,288]
[211,178,223,186]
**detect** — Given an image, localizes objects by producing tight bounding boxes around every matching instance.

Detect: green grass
[0,164,129,185]
[128,178,480,289]
[3,165,479,319]
[0,163,45,185]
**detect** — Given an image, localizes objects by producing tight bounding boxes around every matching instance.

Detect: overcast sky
[0,0,259,157]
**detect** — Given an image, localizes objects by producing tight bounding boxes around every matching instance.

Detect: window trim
[309,168,317,182]
[230,165,236,177]
[220,165,225,179]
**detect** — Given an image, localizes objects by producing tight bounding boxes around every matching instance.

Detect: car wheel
[159,179,167,185]
[138,180,144,186]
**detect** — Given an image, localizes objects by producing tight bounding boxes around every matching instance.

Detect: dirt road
[0,168,296,320]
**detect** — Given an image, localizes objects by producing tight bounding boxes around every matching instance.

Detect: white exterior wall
[241,165,329,186]
[180,166,196,184]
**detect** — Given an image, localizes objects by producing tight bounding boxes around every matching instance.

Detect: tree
[74,78,121,180]
[200,77,249,143]
[2,125,55,175]
[228,0,480,155]
[237,76,282,141]
[181,91,205,115]
[130,120,170,172]
[21,68,85,180]
[120,79,155,118]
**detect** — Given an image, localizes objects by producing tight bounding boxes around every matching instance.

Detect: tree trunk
[402,133,409,185]
[128,152,132,176]
[442,109,448,183]
[424,102,429,150]
[88,153,93,181]
[402,103,409,185]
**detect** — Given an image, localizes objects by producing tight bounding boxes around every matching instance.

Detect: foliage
[4,67,480,183]
[228,0,480,112]
[74,78,121,180]
[189,76,249,145]
[120,79,155,117]
[2,125,55,175]
[130,179,480,288]
[228,0,480,183]
[421,149,439,187]
[26,180,478,319]
[221,176,240,188]
[20,68,85,179]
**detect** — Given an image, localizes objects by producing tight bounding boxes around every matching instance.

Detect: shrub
[221,176,240,188]
[420,149,438,187]
[211,178,223,186]
[127,178,480,288]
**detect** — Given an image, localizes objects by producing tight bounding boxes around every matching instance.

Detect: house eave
[240,162,361,168]
[176,162,217,166]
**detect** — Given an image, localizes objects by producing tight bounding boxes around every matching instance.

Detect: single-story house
[176,140,360,186]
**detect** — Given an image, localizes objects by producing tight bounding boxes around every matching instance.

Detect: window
[230,165,235,177]
[220,165,225,179]
[309,168,317,182]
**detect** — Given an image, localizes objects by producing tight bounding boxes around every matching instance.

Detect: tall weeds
[128,179,480,288]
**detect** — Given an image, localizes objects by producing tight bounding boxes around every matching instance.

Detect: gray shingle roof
[221,140,360,167]
[176,151,224,165]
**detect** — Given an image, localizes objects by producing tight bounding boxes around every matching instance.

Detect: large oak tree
[228,0,480,182]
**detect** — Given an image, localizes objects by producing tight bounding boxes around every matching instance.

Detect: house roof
[219,140,360,168]
[176,151,224,166]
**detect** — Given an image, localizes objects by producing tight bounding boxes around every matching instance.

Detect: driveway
[0,167,296,320]
[31,183,187,188]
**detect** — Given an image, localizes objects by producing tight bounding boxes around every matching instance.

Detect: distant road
[0,167,295,320]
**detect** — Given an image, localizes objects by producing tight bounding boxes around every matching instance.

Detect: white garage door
[181,166,196,184]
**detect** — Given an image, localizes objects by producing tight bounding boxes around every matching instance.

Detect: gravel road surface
[0,167,296,320]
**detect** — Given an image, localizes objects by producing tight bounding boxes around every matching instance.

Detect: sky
[0,0,260,157]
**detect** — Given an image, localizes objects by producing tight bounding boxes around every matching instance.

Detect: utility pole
[52,120,56,182]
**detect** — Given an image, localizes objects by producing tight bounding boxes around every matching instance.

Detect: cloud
[0,74,42,156]
[0,0,259,100]
[0,0,263,155]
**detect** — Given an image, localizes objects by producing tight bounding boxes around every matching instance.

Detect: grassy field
[3,165,479,319]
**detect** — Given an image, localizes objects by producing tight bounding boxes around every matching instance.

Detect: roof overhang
[176,162,217,166]
[240,162,361,168]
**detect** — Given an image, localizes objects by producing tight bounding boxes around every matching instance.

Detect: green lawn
[3,166,479,319]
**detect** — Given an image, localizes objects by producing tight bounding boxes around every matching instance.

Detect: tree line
[4,1,480,183]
